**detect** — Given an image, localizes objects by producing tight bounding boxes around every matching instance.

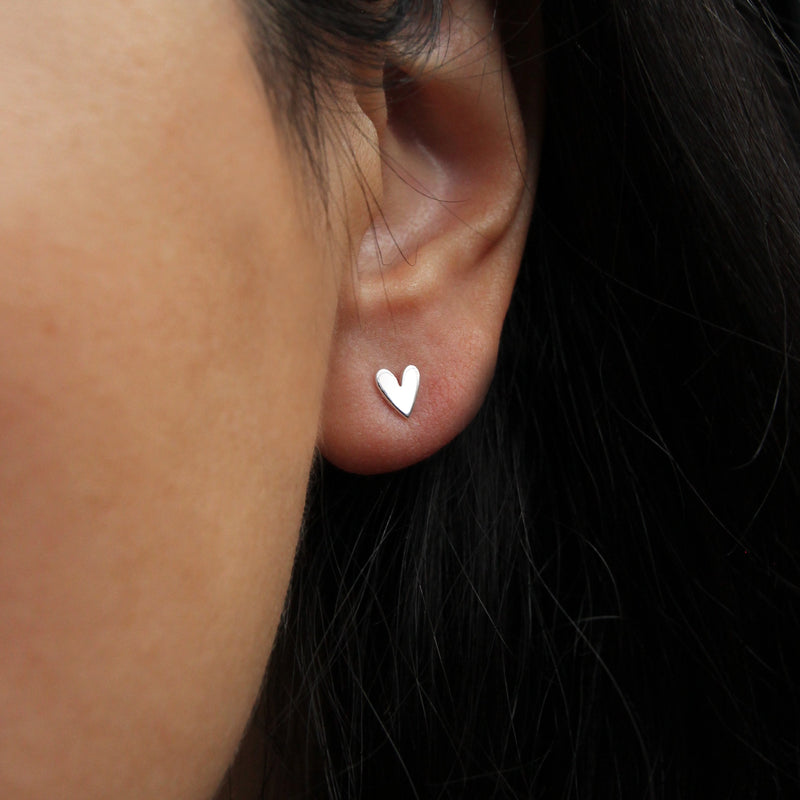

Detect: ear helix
[375,365,420,418]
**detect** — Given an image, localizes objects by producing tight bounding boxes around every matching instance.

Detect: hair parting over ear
[236,0,445,192]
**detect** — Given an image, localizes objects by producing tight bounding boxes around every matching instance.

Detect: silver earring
[375,365,420,418]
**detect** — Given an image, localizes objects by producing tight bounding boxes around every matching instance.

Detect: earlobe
[318,0,543,474]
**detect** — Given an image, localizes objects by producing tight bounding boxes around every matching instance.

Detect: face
[0,2,356,798]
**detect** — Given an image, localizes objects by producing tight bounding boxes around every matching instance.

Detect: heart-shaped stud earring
[375,365,420,418]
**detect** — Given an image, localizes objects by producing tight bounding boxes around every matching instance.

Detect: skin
[0,0,537,797]
[0,2,368,798]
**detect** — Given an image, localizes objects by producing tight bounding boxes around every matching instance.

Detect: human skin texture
[0,0,538,796]
[0,2,371,798]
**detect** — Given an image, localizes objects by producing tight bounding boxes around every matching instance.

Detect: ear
[319,0,543,474]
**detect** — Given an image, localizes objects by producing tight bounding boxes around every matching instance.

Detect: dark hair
[233,1,800,797]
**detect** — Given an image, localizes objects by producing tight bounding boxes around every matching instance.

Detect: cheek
[0,4,338,800]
